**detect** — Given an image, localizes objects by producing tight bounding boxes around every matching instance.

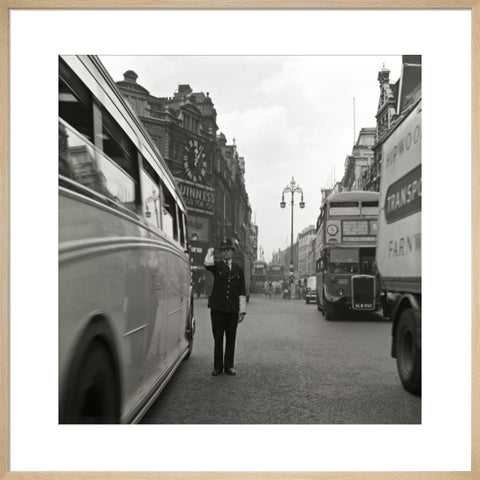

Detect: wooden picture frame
[1,2,477,479]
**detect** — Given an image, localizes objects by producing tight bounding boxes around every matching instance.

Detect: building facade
[362,56,422,192]
[114,73,256,283]
[342,127,375,191]
[297,225,316,277]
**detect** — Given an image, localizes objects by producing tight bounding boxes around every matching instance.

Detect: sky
[100,55,401,262]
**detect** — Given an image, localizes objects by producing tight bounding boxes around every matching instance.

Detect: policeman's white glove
[204,247,215,266]
[238,295,247,323]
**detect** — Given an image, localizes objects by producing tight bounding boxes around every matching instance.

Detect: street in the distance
[140,294,421,424]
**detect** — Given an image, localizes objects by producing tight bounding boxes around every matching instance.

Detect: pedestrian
[263,279,269,297]
[204,237,247,376]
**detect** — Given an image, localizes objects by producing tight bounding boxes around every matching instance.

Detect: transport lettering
[384,165,421,223]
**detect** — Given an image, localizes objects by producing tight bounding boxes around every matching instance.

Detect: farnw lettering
[388,233,421,257]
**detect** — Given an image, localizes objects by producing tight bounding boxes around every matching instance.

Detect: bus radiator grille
[351,276,375,310]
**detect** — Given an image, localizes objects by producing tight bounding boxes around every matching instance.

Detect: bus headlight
[337,288,344,296]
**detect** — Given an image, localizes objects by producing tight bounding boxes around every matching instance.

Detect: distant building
[342,127,375,191]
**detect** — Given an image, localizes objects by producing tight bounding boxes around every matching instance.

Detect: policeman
[204,238,246,376]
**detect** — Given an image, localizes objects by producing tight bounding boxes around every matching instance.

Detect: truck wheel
[395,308,421,395]
[325,300,336,321]
[61,339,120,423]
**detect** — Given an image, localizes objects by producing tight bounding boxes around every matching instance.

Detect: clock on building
[183,139,207,182]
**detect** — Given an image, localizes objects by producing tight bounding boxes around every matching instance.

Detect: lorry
[376,97,422,395]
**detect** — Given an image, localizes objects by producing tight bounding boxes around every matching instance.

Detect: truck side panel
[376,100,422,289]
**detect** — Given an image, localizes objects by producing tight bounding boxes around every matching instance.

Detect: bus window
[360,248,376,274]
[95,105,138,181]
[141,168,162,229]
[329,263,359,274]
[361,201,379,216]
[161,183,178,241]
[60,121,136,210]
[329,247,359,273]
[178,209,186,248]
[59,60,93,143]
[329,201,360,216]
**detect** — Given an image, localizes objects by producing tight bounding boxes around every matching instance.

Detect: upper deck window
[329,201,360,216]
[361,200,379,216]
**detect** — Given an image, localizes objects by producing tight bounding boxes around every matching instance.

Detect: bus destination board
[342,220,369,236]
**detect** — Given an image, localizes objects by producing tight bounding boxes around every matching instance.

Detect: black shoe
[224,368,236,375]
[212,368,222,376]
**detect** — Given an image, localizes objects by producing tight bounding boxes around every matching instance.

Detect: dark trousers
[211,310,238,370]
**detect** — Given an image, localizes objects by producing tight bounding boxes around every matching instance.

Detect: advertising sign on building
[177,179,215,214]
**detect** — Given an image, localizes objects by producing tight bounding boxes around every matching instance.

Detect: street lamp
[280,177,305,274]
[145,187,161,228]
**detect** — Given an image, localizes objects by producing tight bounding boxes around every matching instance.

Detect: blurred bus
[314,191,380,320]
[251,260,267,293]
[268,263,285,282]
[59,55,195,424]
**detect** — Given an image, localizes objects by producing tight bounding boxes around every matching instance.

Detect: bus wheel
[395,308,421,395]
[325,300,336,321]
[185,309,195,360]
[62,340,120,423]
[184,308,196,360]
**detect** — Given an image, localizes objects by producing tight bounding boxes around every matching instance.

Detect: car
[305,276,317,304]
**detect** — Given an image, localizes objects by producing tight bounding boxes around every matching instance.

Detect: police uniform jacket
[205,260,246,314]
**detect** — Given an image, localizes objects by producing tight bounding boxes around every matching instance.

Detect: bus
[251,260,267,293]
[314,191,380,320]
[268,263,285,282]
[59,55,195,424]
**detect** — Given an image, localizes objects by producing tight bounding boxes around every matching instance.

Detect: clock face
[183,139,207,182]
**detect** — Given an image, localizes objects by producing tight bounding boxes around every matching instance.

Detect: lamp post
[280,177,305,275]
[145,187,161,228]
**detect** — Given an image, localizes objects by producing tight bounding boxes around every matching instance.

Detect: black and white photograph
[58,54,421,425]
[6,6,473,477]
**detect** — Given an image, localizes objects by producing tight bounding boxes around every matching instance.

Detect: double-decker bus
[251,260,267,293]
[59,55,195,424]
[268,263,285,282]
[314,191,380,320]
